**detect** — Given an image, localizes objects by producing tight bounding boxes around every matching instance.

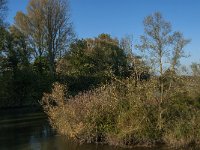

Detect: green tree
[0,26,53,108]
[57,34,129,93]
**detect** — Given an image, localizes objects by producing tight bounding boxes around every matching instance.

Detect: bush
[42,76,200,148]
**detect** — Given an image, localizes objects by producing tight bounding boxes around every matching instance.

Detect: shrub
[42,76,200,148]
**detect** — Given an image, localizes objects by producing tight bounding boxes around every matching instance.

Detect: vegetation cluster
[43,75,200,148]
[1,0,200,148]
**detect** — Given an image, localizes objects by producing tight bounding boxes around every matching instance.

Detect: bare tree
[45,0,74,74]
[136,12,190,130]
[14,0,74,74]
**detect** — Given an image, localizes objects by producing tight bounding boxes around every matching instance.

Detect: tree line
[0,0,134,108]
[0,0,199,109]
[0,0,74,107]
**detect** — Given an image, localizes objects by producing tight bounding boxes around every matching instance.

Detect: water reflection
[0,111,198,150]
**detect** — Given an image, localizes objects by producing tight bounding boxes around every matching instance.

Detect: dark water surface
[0,110,196,150]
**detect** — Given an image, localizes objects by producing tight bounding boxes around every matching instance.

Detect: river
[0,109,195,150]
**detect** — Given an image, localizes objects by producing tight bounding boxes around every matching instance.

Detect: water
[0,109,195,150]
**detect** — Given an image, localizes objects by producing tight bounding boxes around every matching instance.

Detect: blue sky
[7,0,200,65]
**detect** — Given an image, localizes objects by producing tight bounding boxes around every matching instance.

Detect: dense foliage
[0,27,54,108]
[56,34,131,94]
[42,75,200,148]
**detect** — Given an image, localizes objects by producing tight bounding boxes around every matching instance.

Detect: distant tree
[14,0,74,75]
[136,12,190,130]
